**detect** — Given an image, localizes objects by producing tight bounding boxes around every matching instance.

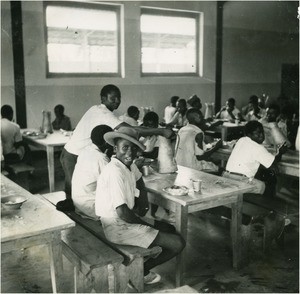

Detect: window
[44,2,122,77]
[140,7,202,76]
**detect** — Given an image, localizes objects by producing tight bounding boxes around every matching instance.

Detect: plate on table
[24,131,47,139]
[163,185,189,196]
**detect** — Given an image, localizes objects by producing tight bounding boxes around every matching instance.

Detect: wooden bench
[42,191,162,293]
[62,225,124,293]
[204,198,287,257]
[5,162,34,190]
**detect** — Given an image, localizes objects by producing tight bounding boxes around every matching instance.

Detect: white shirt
[164,105,176,124]
[64,104,121,155]
[175,124,207,170]
[72,144,109,219]
[1,118,23,156]
[219,107,241,120]
[245,108,266,121]
[119,114,138,126]
[226,136,275,178]
[95,158,142,218]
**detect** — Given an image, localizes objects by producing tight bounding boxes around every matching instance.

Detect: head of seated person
[266,104,280,123]
[1,105,14,121]
[248,95,259,111]
[127,106,140,121]
[186,108,203,126]
[54,104,65,119]
[176,99,188,115]
[244,121,265,144]
[91,125,113,156]
[226,98,236,113]
[170,96,179,108]
[143,111,159,128]
[187,94,202,110]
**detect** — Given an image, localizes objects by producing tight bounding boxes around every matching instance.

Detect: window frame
[43,1,122,78]
[140,7,203,77]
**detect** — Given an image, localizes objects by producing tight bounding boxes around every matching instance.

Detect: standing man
[58,84,174,211]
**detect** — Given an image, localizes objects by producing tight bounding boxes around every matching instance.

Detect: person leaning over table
[95,127,185,285]
[244,95,267,121]
[222,121,287,198]
[58,84,175,211]
[52,104,72,131]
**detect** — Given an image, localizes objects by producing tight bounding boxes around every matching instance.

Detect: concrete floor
[1,153,299,293]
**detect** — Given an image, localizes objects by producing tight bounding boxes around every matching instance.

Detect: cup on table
[235,119,239,125]
[190,179,202,193]
[142,165,150,176]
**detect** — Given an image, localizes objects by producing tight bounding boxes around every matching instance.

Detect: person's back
[175,108,219,172]
[52,104,72,131]
[72,125,113,220]
[1,105,25,163]
[119,105,139,126]
[164,96,179,124]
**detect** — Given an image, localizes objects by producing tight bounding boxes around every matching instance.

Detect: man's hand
[160,128,176,139]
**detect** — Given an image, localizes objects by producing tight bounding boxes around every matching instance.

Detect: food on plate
[163,185,189,196]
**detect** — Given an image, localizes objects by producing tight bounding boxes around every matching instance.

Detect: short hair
[249,95,258,104]
[143,111,159,126]
[177,99,187,108]
[187,95,200,107]
[244,121,263,136]
[227,98,235,105]
[54,104,64,113]
[1,105,13,118]
[186,107,201,122]
[170,96,179,107]
[91,125,113,149]
[127,106,139,118]
[267,103,280,114]
[100,84,121,99]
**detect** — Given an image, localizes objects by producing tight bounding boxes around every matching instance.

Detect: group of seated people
[1,84,298,286]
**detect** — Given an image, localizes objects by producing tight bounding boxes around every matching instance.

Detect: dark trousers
[60,148,78,199]
[255,165,277,198]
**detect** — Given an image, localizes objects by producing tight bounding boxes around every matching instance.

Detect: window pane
[141,12,198,74]
[45,4,120,75]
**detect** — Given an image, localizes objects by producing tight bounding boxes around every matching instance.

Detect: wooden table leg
[48,232,63,293]
[231,194,243,270]
[174,204,188,287]
[46,146,55,192]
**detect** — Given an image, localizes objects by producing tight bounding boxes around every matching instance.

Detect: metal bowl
[1,196,27,210]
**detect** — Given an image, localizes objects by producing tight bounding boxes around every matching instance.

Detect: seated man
[119,105,140,126]
[223,121,286,197]
[175,108,222,173]
[244,95,266,121]
[1,105,30,164]
[95,127,185,285]
[215,98,242,122]
[71,125,113,218]
[164,96,179,124]
[52,104,72,131]
[259,103,290,147]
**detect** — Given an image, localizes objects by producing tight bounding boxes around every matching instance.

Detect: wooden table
[1,174,75,293]
[22,129,70,192]
[212,147,299,177]
[205,121,245,141]
[143,165,255,286]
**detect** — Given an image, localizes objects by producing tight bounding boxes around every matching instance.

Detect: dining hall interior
[1,1,299,293]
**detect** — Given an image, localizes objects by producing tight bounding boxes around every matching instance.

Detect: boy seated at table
[1,105,31,165]
[71,125,113,219]
[175,108,223,173]
[215,98,243,122]
[244,95,266,121]
[52,104,72,131]
[223,121,287,197]
[119,105,140,126]
[95,127,185,285]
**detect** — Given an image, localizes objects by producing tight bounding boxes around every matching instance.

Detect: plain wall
[1,1,217,128]
[222,1,299,109]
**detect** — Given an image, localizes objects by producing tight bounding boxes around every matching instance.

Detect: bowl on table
[1,196,27,210]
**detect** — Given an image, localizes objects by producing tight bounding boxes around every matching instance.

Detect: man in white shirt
[95,127,185,285]
[215,98,242,122]
[1,105,29,164]
[223,121,286,196]
[58,84,174,211]
[244,95,266,121]
[119,105,139,126]
[164,96,179,124]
